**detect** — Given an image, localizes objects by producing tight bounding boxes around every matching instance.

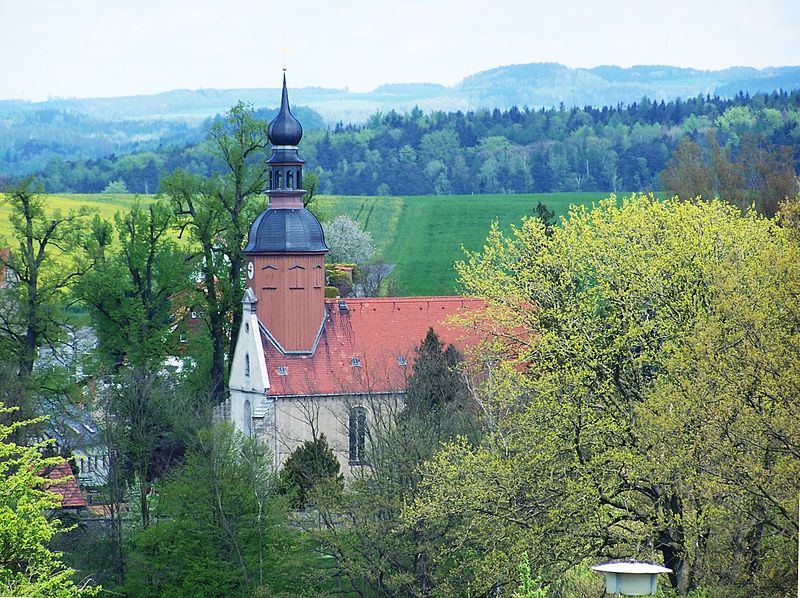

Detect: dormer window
[277,365,287,376]
[397,355,408,367]
[351,356,361,367]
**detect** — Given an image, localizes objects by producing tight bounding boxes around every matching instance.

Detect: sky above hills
[2,0,799,102]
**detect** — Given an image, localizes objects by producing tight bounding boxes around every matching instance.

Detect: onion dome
[267,73,303,146]
[244,208,328,253]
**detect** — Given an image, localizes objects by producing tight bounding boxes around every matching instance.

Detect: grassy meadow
[1,191,614,296]
[323,192,612,295]
[0,193,151,241]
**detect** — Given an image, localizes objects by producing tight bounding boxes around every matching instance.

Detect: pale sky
[2,0,799,101]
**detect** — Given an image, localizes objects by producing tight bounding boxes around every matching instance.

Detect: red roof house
[42,461,87,509]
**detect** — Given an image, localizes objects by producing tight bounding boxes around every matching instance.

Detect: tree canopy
[405,194,800,595]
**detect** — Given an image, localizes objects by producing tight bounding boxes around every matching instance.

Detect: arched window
[287,170,294,189]
[297,169,302,189]
[243,400,253,437]
[289,264,305,289]
[275,171,282,189]
[348,406,367,465]
[313,264,324,288]
[262,263,278,290]
[245,353,250,377]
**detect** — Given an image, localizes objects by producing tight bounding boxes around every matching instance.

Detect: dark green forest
[14,90,800,196]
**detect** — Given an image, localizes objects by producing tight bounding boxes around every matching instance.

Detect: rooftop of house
[0,247,12,288]
[262,296,483,397]
[42,461,87,509]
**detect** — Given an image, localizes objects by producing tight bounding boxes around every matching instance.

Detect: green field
[323,192,612,295]
[0,193,151,241]
[1,191,613,296]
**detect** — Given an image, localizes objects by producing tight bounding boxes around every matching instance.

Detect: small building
[0,247,17,289]
[42,461,87,510]
[226,75,480,473]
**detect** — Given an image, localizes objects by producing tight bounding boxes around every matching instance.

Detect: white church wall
[229,288,270,437]
[273,392,403,476]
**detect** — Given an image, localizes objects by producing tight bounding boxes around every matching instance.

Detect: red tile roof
[0,248,10,289]
[263,296,482,397]
[42,461,87,509]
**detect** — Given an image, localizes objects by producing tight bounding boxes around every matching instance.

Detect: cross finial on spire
[281,37,291,72]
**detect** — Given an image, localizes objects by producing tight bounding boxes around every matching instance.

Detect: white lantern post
[591,561,672,596]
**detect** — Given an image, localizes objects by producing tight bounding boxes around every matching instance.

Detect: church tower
[243,74,329,353]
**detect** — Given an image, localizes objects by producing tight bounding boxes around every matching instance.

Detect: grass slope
[0,193,151,241]
[1,192,612,296]
[321,192,611,295]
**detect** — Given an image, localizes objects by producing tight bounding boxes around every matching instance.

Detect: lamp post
[591,561,672,596]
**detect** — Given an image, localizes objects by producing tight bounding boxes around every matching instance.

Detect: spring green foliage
[513,554,548,598]
[0,404,99,597]
[406,194,800,596]
[161,101,270,402]
[0,178,91,375]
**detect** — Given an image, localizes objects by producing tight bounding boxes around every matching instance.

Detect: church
[226,75,478,472]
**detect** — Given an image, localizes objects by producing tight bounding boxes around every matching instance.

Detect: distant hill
[3,63,799,125]
[2,62,799,181]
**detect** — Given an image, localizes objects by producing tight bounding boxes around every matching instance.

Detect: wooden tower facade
[243,74,329,353]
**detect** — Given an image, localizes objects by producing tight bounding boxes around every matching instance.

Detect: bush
[102,179,129,194]
[278,434,343,509]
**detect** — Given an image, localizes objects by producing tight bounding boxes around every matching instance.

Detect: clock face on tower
[247,261,254,280]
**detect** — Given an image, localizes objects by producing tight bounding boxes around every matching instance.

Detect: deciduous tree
[0,178,90,376]
[161,102,270,402]
[409,194,799,595]
[0,403,99,596]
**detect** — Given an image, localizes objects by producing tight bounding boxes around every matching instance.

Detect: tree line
[25,89,800,197]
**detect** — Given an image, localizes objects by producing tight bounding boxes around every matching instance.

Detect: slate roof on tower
[244,208,327,253]
[268,72,303,146]
[261,296,483,397]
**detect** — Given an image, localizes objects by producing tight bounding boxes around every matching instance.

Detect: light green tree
[407,194,799,595]
[0,404,99,596]
[77,201,189,367]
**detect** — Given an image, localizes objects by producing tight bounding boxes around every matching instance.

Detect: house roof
[42,461,87,509]
[262,296,482,397]
[0,247,10,287]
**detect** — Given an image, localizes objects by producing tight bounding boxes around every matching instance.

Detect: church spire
[267,73,303,147]
[242,73,328,354]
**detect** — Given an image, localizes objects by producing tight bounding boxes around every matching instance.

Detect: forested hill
[29,89,800,196]
[5,63,800,124]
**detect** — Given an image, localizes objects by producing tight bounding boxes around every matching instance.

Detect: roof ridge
[324,295,478,304]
